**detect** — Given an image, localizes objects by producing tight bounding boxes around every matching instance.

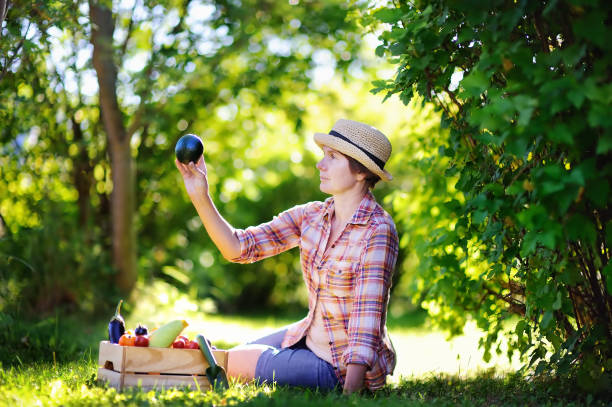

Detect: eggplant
[108,299,125,344]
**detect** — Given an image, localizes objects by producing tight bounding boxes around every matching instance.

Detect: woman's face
[316,146,364,195]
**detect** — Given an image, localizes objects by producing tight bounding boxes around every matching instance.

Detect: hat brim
[314,132,392,181]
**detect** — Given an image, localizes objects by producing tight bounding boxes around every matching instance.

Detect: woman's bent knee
[227,345,270,382]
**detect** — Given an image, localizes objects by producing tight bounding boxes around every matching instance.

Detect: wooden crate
[97,341,228,391]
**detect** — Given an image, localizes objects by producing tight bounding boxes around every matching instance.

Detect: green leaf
[520,231,538,257]
[513,95,538,128]
[596,134,612,154]
[540,180,566,195]
[373,7,404,24]
[566,213,597,245]
[541,310,554,330]
[559,264,581,286]
[515,320,528,337]
[552,291,562,310]
[517,205,547,229]
[588,103,612,129]
[472,210,488,224]
[540,229,558,250]
[506,135,529,156]
[460,70,488,97]
[567,87,585,109]
[547,123,574,145]
[506,181,524,196]
[560,43,587,67]
[585,180,609,208]
[573,158,596,184]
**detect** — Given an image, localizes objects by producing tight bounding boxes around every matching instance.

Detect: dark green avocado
[175,134,203,164]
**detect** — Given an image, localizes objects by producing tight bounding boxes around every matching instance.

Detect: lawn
[1,344,607,406]
[1,284,609,406]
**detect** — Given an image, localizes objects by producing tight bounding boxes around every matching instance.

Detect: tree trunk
[89,0,137,295]
[0,1,7,34]
[71,115,93,228]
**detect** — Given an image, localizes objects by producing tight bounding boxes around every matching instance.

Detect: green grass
[1,358,610,406]
[1,310,611,406]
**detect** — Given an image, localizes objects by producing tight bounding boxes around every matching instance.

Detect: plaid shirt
[231,191,398,390]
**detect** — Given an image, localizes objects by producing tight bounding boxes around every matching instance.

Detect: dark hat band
[329,130,386,171]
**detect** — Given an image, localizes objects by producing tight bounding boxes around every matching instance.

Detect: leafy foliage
[0,1,410,315]
[369,0,612,389]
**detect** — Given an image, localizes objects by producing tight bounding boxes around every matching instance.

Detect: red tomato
[172,339,185,348]
[185,340,199,349]
[134,335,149,347]
[179,335,190,342]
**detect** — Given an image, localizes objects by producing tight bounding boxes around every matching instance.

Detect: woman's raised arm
[175,157,241,260]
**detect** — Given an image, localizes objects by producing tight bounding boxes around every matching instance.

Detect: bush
[368,0,612,390]
[0,202,116,316]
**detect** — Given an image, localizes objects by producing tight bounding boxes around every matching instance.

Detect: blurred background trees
[1,0,424,315]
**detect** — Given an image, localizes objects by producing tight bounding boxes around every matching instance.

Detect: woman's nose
[316,158,325,171]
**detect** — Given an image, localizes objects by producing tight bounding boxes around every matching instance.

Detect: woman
[176,119,398,393]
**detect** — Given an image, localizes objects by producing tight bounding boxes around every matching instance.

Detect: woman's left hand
[343,363,367,394]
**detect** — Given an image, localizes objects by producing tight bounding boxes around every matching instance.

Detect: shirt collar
[323,191,377,225]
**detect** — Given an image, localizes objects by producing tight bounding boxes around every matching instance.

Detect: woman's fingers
[175,159,189,176]
[196,155,205,169]
[188,159,207,176]
[176,158,206,179]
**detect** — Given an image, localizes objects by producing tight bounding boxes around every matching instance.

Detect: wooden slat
[98,341,126,372]
[97,368,211,392]
[124,346,207,374]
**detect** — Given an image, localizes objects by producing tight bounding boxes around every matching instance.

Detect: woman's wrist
[343,363,367,394]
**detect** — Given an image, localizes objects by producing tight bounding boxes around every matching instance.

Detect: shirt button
[331,244,335,248]
[328,341,333,345]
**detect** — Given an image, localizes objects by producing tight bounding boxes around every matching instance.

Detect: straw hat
[314,119,393,181]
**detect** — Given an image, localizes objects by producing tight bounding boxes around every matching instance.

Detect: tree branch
[532,9,551,54]
[118,1,137,60]
[444,86,463,112]
[484,284,526,317]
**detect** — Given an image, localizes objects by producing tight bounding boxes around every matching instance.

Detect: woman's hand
[175,156,209,200]
[343,363,366,395]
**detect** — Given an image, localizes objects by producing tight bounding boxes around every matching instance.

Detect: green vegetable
[148,320,188,348]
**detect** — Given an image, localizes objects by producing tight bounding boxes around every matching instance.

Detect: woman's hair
[344,154,381,190]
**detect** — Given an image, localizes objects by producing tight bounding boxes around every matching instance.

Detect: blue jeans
[248,329,340,391]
